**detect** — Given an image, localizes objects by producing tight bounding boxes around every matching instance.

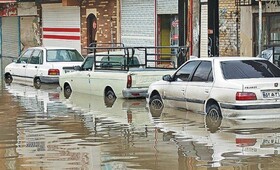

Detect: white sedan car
[147,57,280,120]
[4,47,84,89]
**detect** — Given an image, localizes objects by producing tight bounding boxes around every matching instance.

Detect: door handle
[35,66,38,68]
[23,65,26,68]
[87,73,90,77]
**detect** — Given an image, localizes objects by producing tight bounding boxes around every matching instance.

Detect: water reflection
[149,104,280,168]
[2,84,181,169]
[2,80,280,169]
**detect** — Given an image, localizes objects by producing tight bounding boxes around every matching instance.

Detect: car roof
[190,56,265,62]
[28,46,78,50]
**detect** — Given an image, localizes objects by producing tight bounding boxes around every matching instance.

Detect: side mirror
[74,65,81,71]
[162,74,172,82]
[12,59,18,63]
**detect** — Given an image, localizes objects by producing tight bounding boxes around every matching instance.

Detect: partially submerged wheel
[33,78,41,89]
[64,84,72,99]
[206,104,222,133]
[4,74,13,84]
[149,94,163,117]
[104,89,116,107]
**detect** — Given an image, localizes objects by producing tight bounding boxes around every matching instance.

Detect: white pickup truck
[59,45,187,101]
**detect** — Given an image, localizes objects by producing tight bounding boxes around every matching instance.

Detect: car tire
[149,94,163,117]
[104,89,116,107]
[33,78,41,89]
[64,84,72,99]
[205,112,222,133]
[207,104,222,118]
[4,74,13,84]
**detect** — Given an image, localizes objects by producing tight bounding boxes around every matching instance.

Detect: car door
[12,49,33,81]
[71,56,94,93]
[25,49,43,82]
[186,61,213,113]
[163,60,201,109]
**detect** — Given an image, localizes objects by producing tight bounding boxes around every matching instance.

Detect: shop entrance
[157,14,179,60]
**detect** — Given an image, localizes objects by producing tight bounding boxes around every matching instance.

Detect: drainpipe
[258,0,262,57]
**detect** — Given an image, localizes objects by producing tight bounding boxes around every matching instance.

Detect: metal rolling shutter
[157,0,178,14]
[42,3,81,52]
[121,0,155,47]
[2,17,20,58]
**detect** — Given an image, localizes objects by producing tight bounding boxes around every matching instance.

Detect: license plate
[262,136,280,145]
[262,90,280,99]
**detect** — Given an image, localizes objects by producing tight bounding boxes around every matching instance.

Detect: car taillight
[127,75,132,88]
[48,69,60,75]
[236,92,257,101]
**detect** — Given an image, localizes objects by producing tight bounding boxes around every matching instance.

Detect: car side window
[191,61,213,82]
[81,57,94,71]
[17,49,33,63]
[173,61,200,81]
[29,50,43,64]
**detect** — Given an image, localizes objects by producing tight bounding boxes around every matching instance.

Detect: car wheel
[64,84,72,99]
[33,78,41,89]
[205,112,222,133]
[104,89,116,107]
[149,94,163,117]
[207,104,222,118]
[4,74,13,84]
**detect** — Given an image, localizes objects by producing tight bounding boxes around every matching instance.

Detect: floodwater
[1,62,280,169]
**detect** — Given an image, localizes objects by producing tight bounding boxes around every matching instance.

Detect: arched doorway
[87,13,97,47]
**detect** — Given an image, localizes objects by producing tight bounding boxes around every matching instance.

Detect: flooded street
[1,64,280,169]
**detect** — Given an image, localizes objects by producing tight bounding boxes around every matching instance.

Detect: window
[29,50,43,64]
[221,60,280,79]
[46,49,84,62]
[17,49,33,63]
[191,61,213,82]
[81,57,94,71]
[254,14,280,56]
[173,61,200,81]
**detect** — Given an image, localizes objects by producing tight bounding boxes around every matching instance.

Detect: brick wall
[219,0,240,56]
[80,0,118,55]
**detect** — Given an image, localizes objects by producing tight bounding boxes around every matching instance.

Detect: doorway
[208,0,219,56]
[87,13,97,47]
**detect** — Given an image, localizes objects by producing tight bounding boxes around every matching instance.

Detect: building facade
[1,0,279,60]
[240,1,280,57]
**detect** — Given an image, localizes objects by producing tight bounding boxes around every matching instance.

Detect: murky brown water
[2,61,280,169]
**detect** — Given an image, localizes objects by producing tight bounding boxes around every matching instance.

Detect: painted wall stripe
[43,27,80,32]
[43,35,80,40]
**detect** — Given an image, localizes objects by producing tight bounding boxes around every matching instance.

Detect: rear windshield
[221,60,280,79]
[47,49,84,62]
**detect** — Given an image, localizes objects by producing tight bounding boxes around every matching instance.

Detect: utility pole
[258,0,262,57]
[178,0,188,67]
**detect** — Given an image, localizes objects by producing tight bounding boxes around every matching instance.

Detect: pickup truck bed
[59,45,188,100]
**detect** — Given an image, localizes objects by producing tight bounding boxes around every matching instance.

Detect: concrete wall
[240,6,253,57]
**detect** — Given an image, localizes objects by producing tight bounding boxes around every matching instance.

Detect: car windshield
[221,60,280,79]
[46,49,84,62]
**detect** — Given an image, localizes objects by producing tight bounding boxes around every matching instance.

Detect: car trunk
[232,78,280,101]
[130,69,175,88]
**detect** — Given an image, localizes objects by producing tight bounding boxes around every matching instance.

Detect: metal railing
[85,44,188,71]
[262,44,280,68]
